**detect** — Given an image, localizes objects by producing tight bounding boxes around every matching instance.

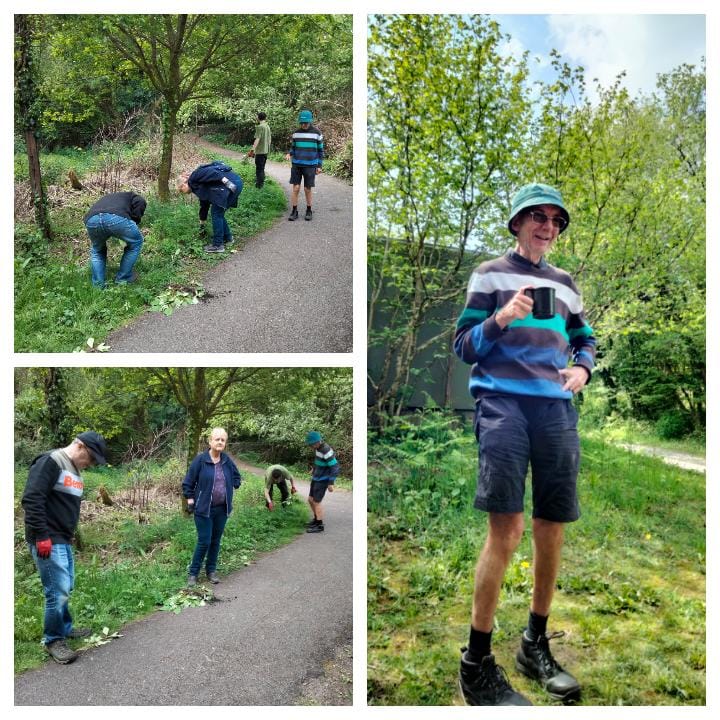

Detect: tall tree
[14,14,52,239]
[367,14,532,424]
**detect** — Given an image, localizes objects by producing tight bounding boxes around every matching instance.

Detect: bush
[655,411,693,439]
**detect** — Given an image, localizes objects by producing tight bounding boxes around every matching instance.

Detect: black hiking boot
[305,207,313,221]
[306,523,325,533]
[305,518,319,528]
[459,649,532,706]
[45,639,79,665]
[288,208,299,221]
[516,631,581,703]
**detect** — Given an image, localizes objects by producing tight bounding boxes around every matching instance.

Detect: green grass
[14,459,309,673]
[367,413,705,706]
[14,148,286,352]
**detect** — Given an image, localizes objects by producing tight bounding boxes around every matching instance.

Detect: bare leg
[308,496,323,522]
[530,518,565,616]
[291,184,301,206]
[471,512,524,631]
[304,186,313,207]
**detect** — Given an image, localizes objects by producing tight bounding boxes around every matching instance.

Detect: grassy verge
[14,145,286,352]
[14,458,309,674]
[367,413,705,706]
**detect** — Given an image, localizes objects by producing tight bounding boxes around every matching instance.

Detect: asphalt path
[107,138,353,353]
[14,469,353,706]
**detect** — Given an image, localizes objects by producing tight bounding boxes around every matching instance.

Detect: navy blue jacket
[188,161,242,210]
[182,451,242,517]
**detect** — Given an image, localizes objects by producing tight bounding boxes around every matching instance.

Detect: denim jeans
[189,505,229,575]
[85,213,144,287]
[29,542,75,645]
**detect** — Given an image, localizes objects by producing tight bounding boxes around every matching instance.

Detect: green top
[254,121,271,155]
[265,464,293,490]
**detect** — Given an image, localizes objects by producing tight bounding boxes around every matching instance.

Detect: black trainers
[459,649,532,706]
[204,244,225,253]
[288,208,299,221]
[306,523,325,533]
[305,208,313,221]
[45,639,79,664]
[516,631,581,703]
[67,627,92,639]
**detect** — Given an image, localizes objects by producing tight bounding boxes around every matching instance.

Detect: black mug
[524,287,556,320]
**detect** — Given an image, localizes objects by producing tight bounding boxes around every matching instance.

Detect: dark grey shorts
[474,394,580,522]
[309,480,328,502]
[289,164,317,188]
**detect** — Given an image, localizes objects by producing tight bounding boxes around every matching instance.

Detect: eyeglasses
[527,210,567,231]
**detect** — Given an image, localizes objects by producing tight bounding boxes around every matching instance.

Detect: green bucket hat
[305,430,322,445]
[507,183,570,235]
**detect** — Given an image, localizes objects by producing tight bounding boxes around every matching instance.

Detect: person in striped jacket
[455,183,595,706]
[304,430,339,533]
[285,110,324,221]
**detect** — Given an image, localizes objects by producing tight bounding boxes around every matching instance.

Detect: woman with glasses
[453,183,596,706]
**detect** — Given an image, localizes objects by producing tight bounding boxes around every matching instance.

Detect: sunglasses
[527,210,567,231]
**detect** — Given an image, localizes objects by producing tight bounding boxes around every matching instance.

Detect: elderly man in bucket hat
[21,432,108,664]
[453,183,597,705]
[285,110,324,222]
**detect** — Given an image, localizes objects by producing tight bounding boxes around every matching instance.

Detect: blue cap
[298,110,313,123]
[305,431,322,444]
[508,183,570,235]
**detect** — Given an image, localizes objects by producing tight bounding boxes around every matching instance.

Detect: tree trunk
[158,103,178,201]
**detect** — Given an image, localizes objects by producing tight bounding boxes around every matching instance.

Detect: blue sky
[494,14,705,100]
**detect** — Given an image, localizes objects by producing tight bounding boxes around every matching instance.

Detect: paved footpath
[14,468,352,706]
[107,138,353,353]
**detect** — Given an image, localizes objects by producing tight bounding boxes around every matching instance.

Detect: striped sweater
[312,442,340,483]
[289,124,324,166]
[454,250,596,400]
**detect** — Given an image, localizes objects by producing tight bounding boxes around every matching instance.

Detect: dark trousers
[255,154,268,188]
[189,505,229,575]
[268,479,290,504]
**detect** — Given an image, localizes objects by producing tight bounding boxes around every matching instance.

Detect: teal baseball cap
[305,430,322,444]
[298,110,313,123]
[508,183,570,235]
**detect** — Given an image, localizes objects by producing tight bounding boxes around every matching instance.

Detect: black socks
[527,611,548,641]
[468,627,492,661]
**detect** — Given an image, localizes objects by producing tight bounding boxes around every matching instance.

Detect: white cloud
[546,15,704,97]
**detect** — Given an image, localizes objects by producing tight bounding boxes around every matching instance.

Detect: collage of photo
[6,3,711,717]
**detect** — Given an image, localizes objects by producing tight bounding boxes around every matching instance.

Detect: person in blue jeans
[178,161,243,253]
[83,192,146,287]
[21,431,109,664]
[182,427,242,586]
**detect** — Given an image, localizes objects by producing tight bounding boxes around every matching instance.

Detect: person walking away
[285,110,323,221]
[183,428,242,585]
[304,431,339,533]
[248,111,271,189]
[21,432,108,663]
[454,183,596,705]
[263,464,297,510]
[178,161,243,253]
[83,192,146,287]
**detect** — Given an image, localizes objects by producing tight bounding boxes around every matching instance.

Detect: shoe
[288,208,299,221]
[45,639,79,665]
[459,649,532,706]
[305,208,313,221]
[67,627,92,639]
[225,237,234,246]
[115,271,139,284]
[207,572,220,584]
[187,575,198,587]
[204,244,225,253]
[306,523,325,533]
[305,518,319,528]
[516,631,581,702]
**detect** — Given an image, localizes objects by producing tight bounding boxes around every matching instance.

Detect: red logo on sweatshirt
[63,474,83,490]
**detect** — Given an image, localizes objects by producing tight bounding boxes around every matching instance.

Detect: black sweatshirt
[22,451,84,544]
[83,192,147,224]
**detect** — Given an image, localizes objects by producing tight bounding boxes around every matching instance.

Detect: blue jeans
[189,505,229,575]
[200,201,233,247]
[29,542,75,645]
[85,213,144,287]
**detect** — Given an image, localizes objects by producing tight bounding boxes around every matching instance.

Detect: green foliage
[367,417,705,705]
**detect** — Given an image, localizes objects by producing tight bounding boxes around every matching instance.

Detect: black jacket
[22,452,84,544]
[84,192,147,224]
